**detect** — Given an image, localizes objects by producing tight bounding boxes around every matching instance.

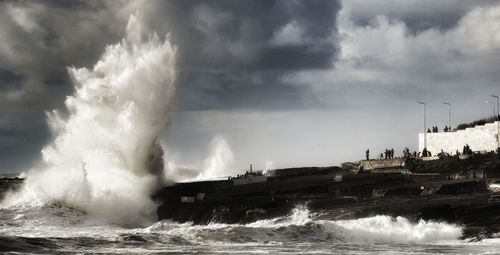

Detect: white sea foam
[247,204,313,228]
[3,202,500,254]
[250,207,462,244]
[489,183,500,191]
[139,206,463,246]
[323,215,462,244]
[1,14,177,226]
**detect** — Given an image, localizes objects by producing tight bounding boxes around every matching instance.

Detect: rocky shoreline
[154,153,500,240]
[2,154,499,240]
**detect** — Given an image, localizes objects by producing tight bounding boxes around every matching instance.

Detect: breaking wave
[1,14,177,226]
[145,206,463,245]
[11,203,454,247]
[324,215,462,244]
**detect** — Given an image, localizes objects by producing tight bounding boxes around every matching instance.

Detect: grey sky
[1,0,499,174]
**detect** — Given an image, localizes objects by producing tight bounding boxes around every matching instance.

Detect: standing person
[365,149,370,160]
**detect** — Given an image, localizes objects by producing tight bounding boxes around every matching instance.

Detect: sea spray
[1,14,177,226]
[262,160,274,175]
[162,135,235,182]
[196,135,234,180]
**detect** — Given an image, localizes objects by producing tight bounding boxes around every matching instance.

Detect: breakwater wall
[360,158,405,171]
[419,121,499,154]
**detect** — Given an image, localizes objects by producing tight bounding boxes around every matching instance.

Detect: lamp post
[491,95,500,149]
[418,101,427,150]
[487,100,496,118]
[443,102,451,129]
[491,95,499,120]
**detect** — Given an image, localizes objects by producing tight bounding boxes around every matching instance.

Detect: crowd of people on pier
[228,170,265,180]
[384,149,395,159]
[365,143,499,163]
[365,147,418,160]
[427,126,452,133]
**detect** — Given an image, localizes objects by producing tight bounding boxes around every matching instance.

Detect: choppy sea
[1,204,499,254]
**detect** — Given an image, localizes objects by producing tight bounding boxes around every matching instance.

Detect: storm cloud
[138,0,340,111]
[1,0,499,173]
[0,0,340,172]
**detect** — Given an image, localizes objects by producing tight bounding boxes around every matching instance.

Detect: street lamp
[491,95,499,121]
[418,101,427,150]
[491,95,500,150]
[487,100,496,118]
[443,102,451,129]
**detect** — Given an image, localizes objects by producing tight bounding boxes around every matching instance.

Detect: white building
[419,121,500,154]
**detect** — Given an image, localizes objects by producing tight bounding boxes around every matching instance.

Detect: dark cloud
[139,0,341,113]
[0,69,25,91]
[0,112,49,172]
[0,0,341,172]
[141,0,339,71]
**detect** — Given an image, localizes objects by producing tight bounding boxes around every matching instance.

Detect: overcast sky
[1,0,500,174]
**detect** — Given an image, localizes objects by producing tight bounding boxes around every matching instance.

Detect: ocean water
[1,204,500,254]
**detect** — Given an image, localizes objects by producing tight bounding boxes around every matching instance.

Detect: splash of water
[247,204,312,228]
[262,160,274,175]
[2,14,177,226]
[196,136,234,180]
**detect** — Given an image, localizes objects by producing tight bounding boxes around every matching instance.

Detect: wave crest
[2,14,177,226]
